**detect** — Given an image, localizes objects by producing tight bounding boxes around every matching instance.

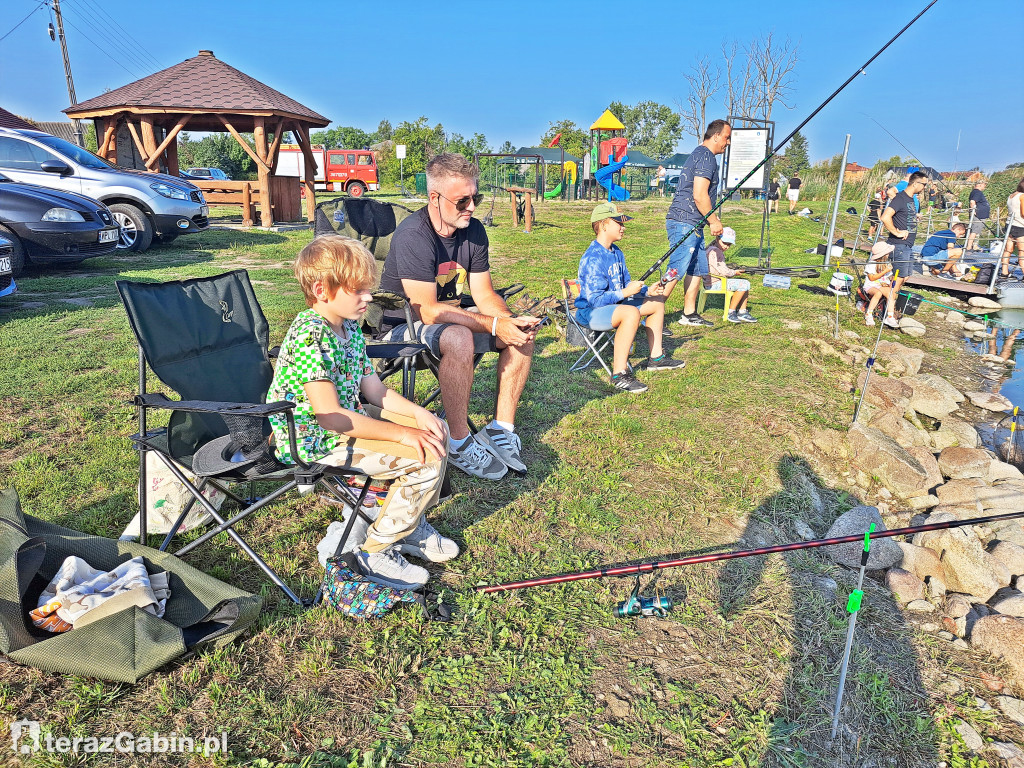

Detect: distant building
[885,165,942,182]
[844,162,871,181]
[0,107,78,143]
[940,170,985,183]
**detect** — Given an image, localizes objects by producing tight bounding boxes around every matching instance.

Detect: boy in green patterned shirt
[268,235,455,589]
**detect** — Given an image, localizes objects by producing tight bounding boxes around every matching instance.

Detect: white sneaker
[357,546,429,590]
[400,516,460,562]
[449,436,508,480]
[883,315,900,328]
[477,424,526,474]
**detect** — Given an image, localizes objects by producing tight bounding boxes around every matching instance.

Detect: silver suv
[0,127,209,251]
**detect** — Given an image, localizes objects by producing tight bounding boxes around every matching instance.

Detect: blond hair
[294,235,377,306]
[426,153,479,194]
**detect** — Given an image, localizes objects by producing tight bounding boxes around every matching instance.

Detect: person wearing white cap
[862,241,899,327]
[706,227,757,323]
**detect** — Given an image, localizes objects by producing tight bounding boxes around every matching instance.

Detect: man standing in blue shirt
[664,119,731,327]
[920,222,967,276]
[880,170,929,327]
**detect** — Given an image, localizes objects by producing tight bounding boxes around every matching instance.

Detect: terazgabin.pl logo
[8,719,227,756]
[10,719,40,754]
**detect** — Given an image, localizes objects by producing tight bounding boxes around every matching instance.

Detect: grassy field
[1,192,1019,767]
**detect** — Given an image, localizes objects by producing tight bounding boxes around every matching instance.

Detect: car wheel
[0,224,27,277]
[109,203,154,252]
[347,181,366,198]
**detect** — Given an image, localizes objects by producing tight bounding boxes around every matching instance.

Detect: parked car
[0,127,209,252]
[186,167,230,181]
[0,172,119,276]
[0,234,15,298]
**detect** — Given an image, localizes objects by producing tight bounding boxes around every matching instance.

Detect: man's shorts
[787,188,800,202]
[665,220,709,277]
[386,321,498,358]
[970,218,986,235]
[890,242,914,277]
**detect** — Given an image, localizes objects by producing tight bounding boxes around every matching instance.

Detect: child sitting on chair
[267,235,455,590]
[575,202,686,394]
[862,241,899,328]
[706,227,758,323]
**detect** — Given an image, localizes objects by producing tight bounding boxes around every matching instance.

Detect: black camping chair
[313,197,525,426]
[117,269,425,605]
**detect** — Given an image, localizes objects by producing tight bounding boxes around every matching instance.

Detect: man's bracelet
[491,316,498,336]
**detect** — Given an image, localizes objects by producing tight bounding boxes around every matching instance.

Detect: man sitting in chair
[379,153,539,481]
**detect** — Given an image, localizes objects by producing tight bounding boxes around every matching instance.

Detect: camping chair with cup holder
[116,269,426,606]
[560,278,615,376]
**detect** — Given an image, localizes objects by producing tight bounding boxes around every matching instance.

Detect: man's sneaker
[738,311,759,323]
[678,312,713,327]
[400,516,460,562]
[449,436,507,480]
[357,546,429,590]
[477,424,526,474]
[646,354,686,371]
[727,310,743,323]
[611,371,648,393]
[883,315,900,328]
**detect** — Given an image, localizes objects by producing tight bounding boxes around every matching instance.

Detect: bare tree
[749,33,799,122]
[676,55,721,144]
[722,40,758,119]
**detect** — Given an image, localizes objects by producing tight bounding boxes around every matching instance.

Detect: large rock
[901,374,963,419]
[990,461,1024,483]
[875,340,924,376]
[856,372,913,412]
[991,590,1024,617]
[995,696,1024,726]
[935,479,986,506]
[993,521,1024,548]
[886,568,926,604]
[935,418,981,450]
[979,482,1024,512]
[847,424,934,498]
[963,320,986,332]
[966,391,1014,412]
[938,446,993,480]
[944,593,973,619]
[930,502,983,520]
[823,506,903,569]
[990,541,1024,577]
[906,446,944,492]
[969,296,1002,310]
[971,616,1024,689]
[920,529,1011,602]
[899,316,927,337]
[898,542,946,583]
[868,409,931,447]
[986,742,1024,768]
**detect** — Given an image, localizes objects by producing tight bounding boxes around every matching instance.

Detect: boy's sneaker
[738,311,759,323]
[678,312,713,327]
[865,315,876,327]
[449,436,507,480]
[611,371,648,393]
[646,354,686,371]
[883,315,900,328]
[727,310,743,323]
[357,546,429,590]
[477,424,526,474]
[400,517,460,562]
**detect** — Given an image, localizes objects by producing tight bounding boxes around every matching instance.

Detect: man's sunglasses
[436,192,485,211]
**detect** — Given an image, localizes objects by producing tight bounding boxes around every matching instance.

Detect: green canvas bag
[0,487,262,683]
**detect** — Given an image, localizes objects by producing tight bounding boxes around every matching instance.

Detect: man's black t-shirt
[789,176,802,190]
[969,188,990,220]
[885,190,918,246]
[379,206,490,326]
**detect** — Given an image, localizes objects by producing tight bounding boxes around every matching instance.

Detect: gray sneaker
[738,311,759,324]
[727,310,743,324]
[679,312,713,327]
[449,436,508,480]
[400,516,460,562]
[357,546,429,590]
[611,371,648,393]
[477,424,526,474]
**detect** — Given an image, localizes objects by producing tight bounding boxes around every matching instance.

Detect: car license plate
[99,228,119,243]
[200,205,209,216]
[0,256,10,274]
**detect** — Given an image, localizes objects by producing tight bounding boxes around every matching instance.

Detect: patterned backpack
[320,554,449,621]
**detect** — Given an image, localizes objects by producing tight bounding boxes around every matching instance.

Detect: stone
[979,483,1024,512]
[936,418,981,450]
[847,424,934,497]
[899,316,926,337]
[907,494,940,511]
[875,340,925,376]
[963,320,986,331]
[938,446,993,480]
[920,622,940,632]
[969,296,1002,310]
[906,599,935,612]
[945,310,965,323]
[886,568,926,604]
[906,446,944,493]
[823,506,903,569]
[931,502,983,520]
[898,542,946,583]
[990,462,1024,483]
[938,630,956,640]
[931,429,961,451]
[810,338,845,360]
[953,719,984,752]
[995,696,1024,726]
[795,573,838,603]
[900,373,962,419]
[921,528,1011,602]
[989,541,1024,577]
[971,617,1024,689]
[935,478,986,506]
[856,372,913,412]
[868,409,931,447]
[811,428,849,458]
[991,591,1024,617]
[966,391,1014,412]
[992,522,1024,548]
[944,594,973,619]
[987,742,1024,768]
[927,576,947,599]
[793,519,816,541]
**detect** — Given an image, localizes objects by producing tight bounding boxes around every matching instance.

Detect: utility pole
[51,0,83,146]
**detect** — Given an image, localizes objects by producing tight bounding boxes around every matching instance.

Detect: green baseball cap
[590,202,633,224]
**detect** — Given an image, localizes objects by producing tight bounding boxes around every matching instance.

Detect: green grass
[0,194,1019,766]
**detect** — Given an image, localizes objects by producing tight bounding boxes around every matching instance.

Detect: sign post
[396,144,407,196]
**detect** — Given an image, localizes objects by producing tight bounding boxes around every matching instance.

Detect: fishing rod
[476,507,1024,594]
[852,268,896,423]
[640,0,939,282]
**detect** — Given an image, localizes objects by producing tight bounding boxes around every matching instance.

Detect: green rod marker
[831,522,875,740]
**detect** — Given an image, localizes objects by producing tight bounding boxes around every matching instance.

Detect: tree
[677,55,721,144]
[540,119,588,160]
[748,33,798,121]
[310,125,372,149]
[375,120,393,142]
[775,131,808,176]
[178,132,258,179]
[722,40,758,119]
[608,100,683,159]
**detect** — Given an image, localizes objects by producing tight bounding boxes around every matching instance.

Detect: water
[964,309,1024,464]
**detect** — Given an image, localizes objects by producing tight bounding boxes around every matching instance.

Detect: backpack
[320,554,449,621]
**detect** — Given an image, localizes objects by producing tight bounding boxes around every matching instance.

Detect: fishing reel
[612,577,673,619]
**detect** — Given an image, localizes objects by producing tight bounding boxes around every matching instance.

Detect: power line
[59,2,156,77]
[68,0,163,72]
[0,1,47,44]
[57,13,142,79]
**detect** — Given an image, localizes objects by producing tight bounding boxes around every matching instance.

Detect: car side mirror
[41,160,72,176]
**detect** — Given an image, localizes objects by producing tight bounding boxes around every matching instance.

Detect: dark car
[0,235,15,298]
[0,172,119,276]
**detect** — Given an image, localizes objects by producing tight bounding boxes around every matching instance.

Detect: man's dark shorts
[386,321,499,357]
[890,242,914,277]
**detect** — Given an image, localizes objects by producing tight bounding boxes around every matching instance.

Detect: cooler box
[763,274,791,289]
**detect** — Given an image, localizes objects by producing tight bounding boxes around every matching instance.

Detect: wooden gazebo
[64,50,329,226]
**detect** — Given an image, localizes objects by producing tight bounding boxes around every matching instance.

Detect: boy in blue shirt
[575,203,686,393]
[268,235,455,590]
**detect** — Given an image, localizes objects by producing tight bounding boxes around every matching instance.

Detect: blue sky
[2,0,1021,172]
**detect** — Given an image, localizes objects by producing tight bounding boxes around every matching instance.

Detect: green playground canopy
[497,147,583,166]
[659,153,690,169]
[622,150,660,168]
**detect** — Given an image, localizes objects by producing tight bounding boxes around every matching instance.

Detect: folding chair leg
[569,330,614,375]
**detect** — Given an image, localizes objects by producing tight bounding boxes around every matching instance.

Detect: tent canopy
[496,147,582,166]
[622,150,660,168]
[659,153,690,169]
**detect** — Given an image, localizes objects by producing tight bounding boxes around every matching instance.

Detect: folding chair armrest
[366,342,427,360]
[459,282,525,309]
[133,392,295,417]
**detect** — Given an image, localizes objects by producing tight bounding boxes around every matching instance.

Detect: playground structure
[586,109,630,202]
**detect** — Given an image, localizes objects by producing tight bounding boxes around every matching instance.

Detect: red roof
[65,51,328,126]
[0,108,38,130]
[845,162,870,173]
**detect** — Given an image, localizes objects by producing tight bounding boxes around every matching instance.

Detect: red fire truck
[277,145,380,197]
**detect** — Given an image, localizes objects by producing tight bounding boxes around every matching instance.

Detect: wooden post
[294,124,317,223]
[166,131,180,176]
[524,191,533,234]
[125,120,149,165]
[144,115,191,171]
[253,117,272,227]
[267,117,286,174]
[241,182,253,227]
[510,189,519,227]
[140,116,159,172]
